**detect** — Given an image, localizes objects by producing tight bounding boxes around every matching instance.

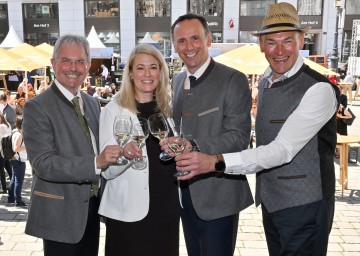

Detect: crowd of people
[0,2,356,256]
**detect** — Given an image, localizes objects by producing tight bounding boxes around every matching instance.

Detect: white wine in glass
[167,125,190,177]
[113,115,132,165]
[148,113,172,161]
[132,117,149,170]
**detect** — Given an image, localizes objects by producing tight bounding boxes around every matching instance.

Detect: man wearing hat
[173,3,340,255]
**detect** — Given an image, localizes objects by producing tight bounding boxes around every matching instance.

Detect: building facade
[0,0,359,64]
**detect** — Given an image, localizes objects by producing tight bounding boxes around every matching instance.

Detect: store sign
[24,19,59,33]
[299,16,322,29]
[33,23,50,28]
[206,16,223,31]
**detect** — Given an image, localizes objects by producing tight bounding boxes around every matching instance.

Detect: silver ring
[127,151,132,155]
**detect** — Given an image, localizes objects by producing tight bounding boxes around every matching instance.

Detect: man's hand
[96,142,143,169]
[96,145,123,169]
[174,152,217,180]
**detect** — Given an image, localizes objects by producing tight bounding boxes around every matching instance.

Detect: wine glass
[148,113,172,161]
[132,117,149,170]
[167,125,190,177]
[113,115,132,165]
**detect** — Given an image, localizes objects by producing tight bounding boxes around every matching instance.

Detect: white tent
[104,33,119,44]
[0,25,23,49]
[86,26,106,48]
[139,32,158,44]
[86,26,113,58]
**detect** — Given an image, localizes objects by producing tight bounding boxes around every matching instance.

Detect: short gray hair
[53,34,91,63]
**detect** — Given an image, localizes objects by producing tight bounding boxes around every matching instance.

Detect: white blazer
[98,100,149,222]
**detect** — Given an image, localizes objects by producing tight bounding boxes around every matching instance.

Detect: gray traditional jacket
[172,59,254,220]
[255,64,339,213]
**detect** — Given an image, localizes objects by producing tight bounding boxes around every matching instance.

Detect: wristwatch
[215,155,226,173]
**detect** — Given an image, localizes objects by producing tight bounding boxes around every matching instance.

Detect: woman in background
[7,116,27,207]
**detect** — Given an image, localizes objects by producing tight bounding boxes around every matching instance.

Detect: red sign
[229,19,235,29]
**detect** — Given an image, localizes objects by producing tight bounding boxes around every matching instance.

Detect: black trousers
[262,195,335,256]
[0,154,12,192]
[181,186,239,256]
[43,196,100,256]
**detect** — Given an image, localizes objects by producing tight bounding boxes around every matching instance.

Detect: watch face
[215,160,226,171]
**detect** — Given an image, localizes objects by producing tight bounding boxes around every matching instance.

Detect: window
[298,0,322,16]
[188,0,223,17]
[0,4,7,19]
[136,0,171,18]
[240,31,258,44]
[136,32,171,57]
[84,1,119,17]
[212,32,222,43]
[23,3,58,19]
[240,0,275,16]
[345,0,360,15]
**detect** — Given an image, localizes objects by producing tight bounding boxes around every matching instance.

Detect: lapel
[50,83,100,148]
[173,72,186,122]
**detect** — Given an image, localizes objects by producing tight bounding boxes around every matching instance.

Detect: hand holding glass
[167,126,190,177]
[113,115,132,165]
[132,117,149,170]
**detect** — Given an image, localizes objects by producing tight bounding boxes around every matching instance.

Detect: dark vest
[255,64,339,213]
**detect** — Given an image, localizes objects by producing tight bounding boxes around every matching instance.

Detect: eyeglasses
[56,58,88,68]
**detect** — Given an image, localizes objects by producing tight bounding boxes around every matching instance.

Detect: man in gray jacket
[175,3,339,256]
[163,13,253,256]
[23,35,122,256]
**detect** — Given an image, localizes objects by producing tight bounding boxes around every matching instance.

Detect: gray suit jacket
[173,60,254,220]
[23,84,101,243]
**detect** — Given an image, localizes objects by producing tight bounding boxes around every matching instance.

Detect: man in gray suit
[175,3,339,256]
[23,35,123,256]
[162,13,253,256]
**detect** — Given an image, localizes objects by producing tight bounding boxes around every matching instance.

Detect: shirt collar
[54,79,82,102]
[186,56,211,80]
[264,55,304,87]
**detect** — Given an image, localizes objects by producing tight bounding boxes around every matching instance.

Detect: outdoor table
[336,134,360,197]
[0,73,8,90]
[31,75,45,91]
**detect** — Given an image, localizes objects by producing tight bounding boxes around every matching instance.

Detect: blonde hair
[115,44,172,117]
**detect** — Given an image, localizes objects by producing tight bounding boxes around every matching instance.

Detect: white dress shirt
[223,56,338,175]
[184,57,211,89]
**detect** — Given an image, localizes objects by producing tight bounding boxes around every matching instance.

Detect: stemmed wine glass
[131,117,149,170]
[167,125,190,177]
[148,113,172,161]
[113,115,133,165]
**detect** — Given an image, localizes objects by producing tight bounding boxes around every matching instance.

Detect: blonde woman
[99,44,180,256]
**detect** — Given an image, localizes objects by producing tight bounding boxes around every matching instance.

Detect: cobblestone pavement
[0,98,359,256]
